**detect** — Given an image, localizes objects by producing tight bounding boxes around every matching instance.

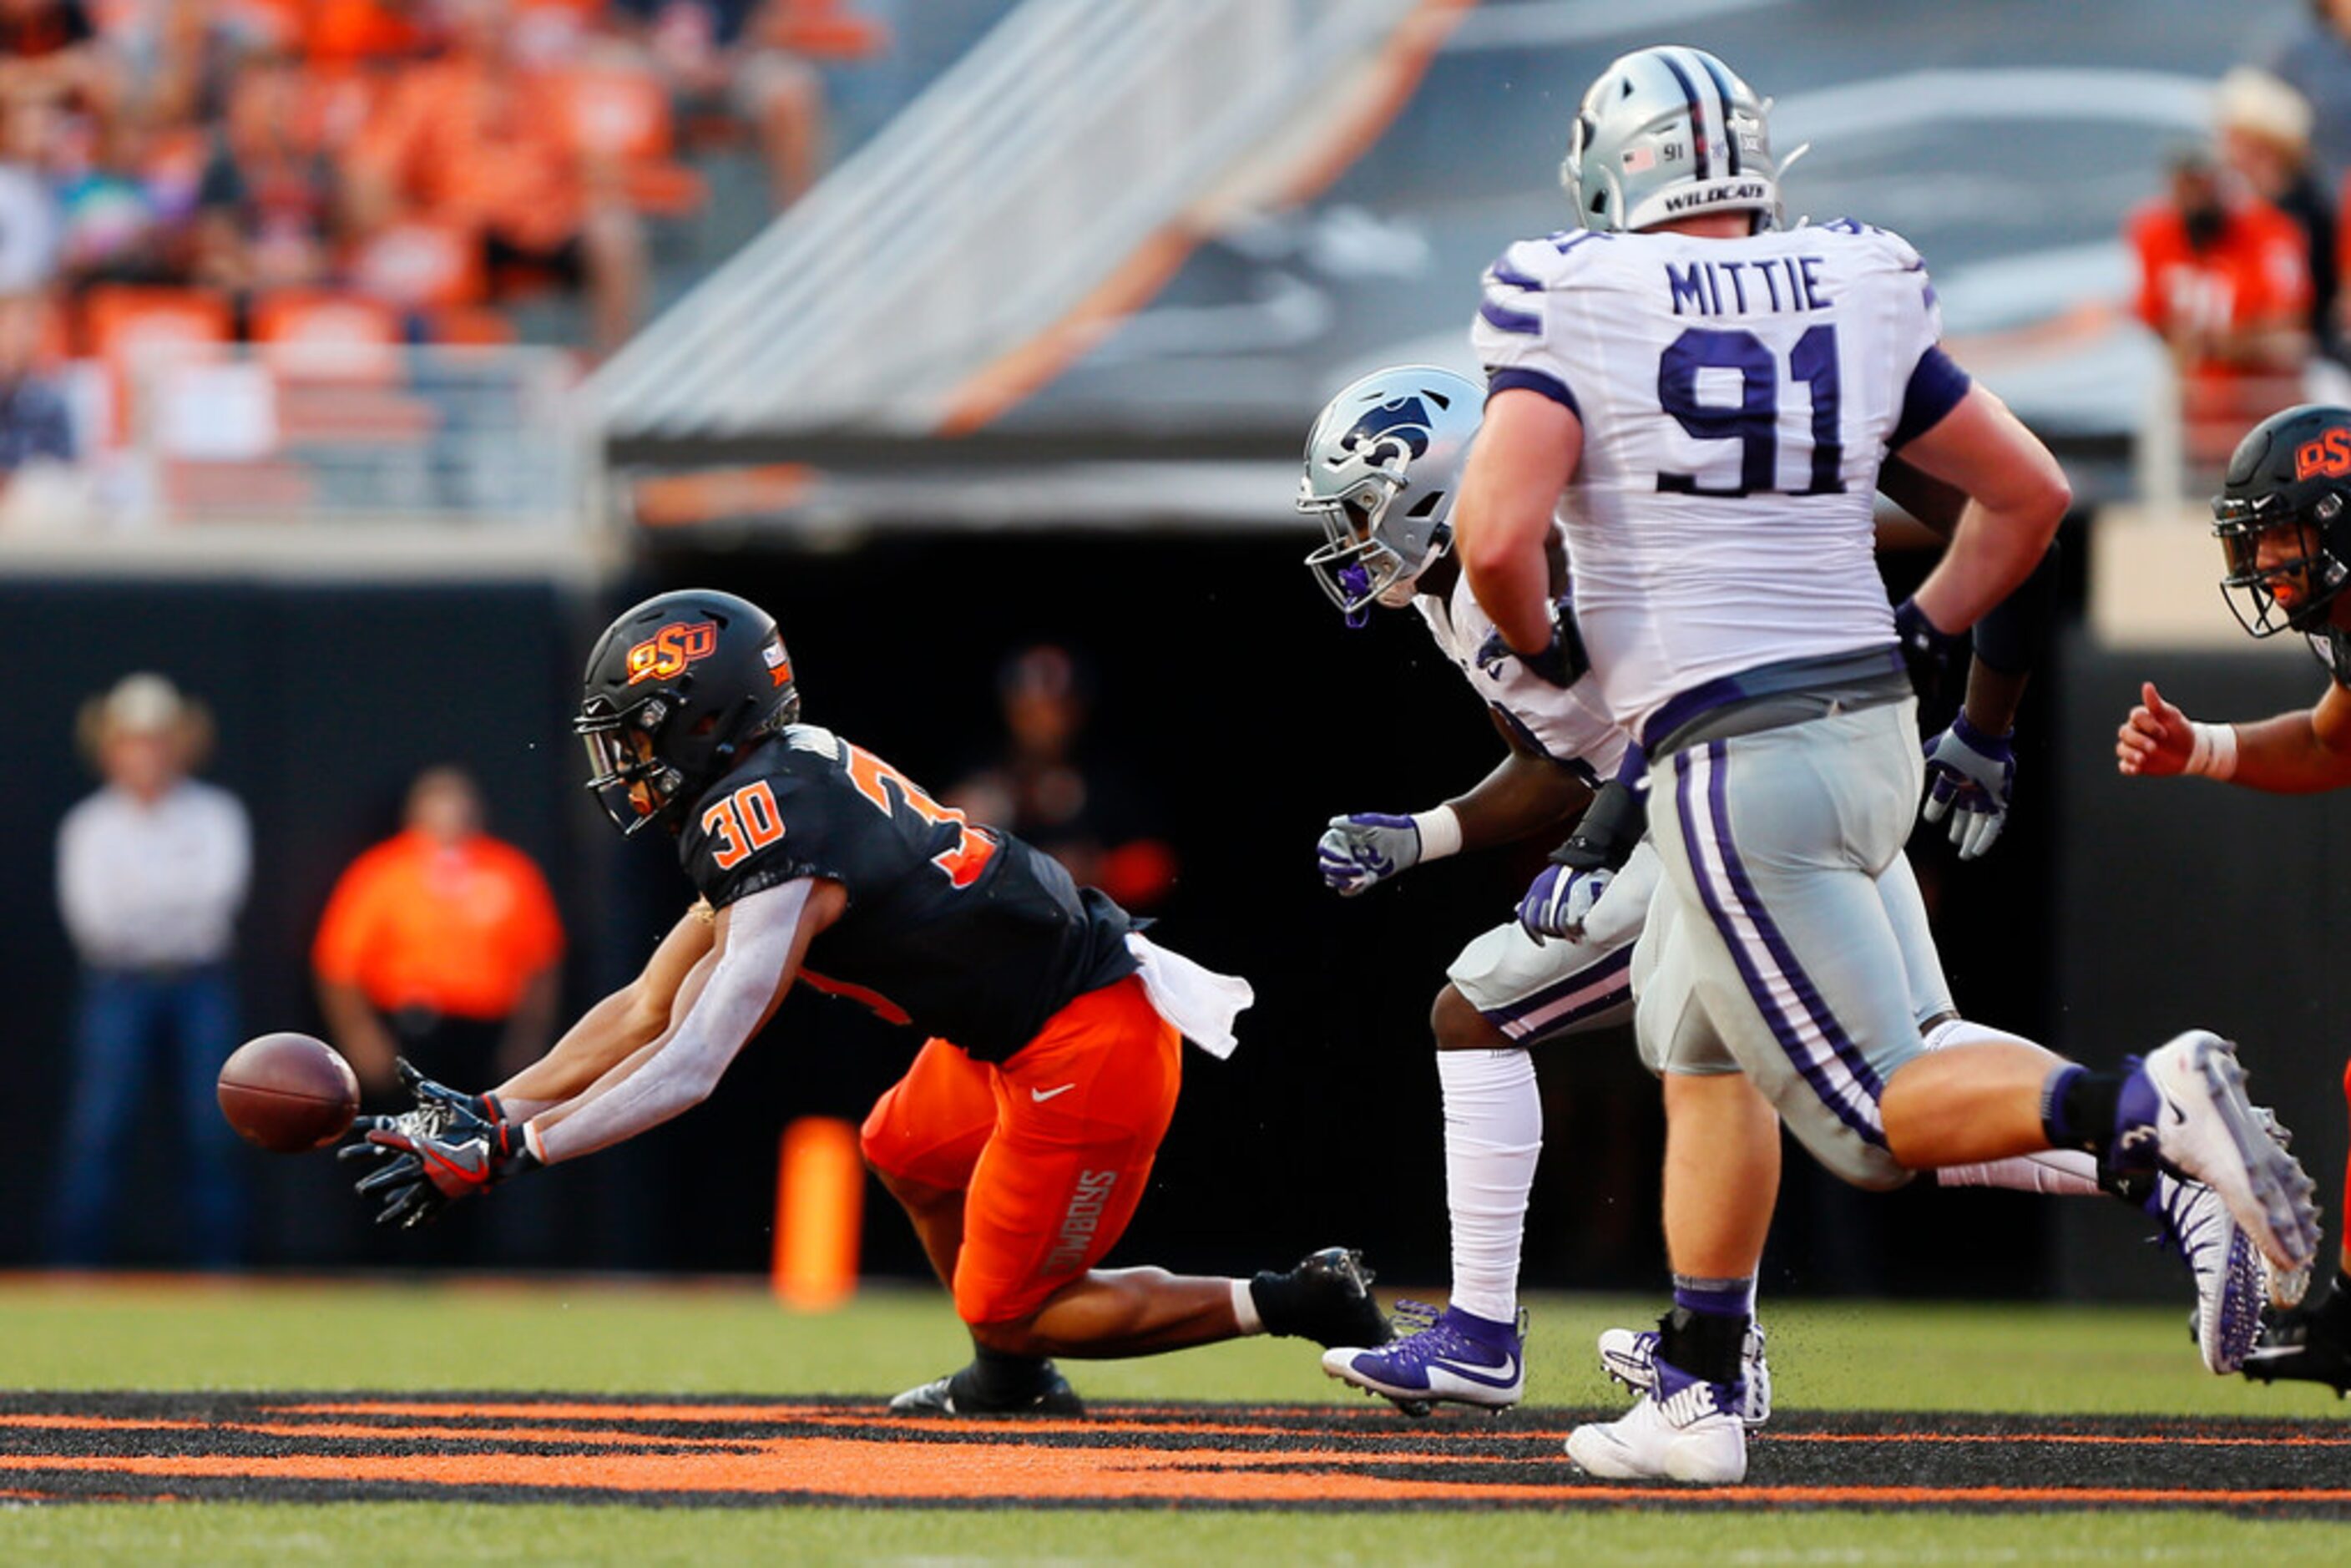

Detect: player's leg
[962,978,1383,1359]
[1668,708,2315,1273]
[1568,878,1770,1482]
[860,1036,999,1287]
[1324,862,1650,1411]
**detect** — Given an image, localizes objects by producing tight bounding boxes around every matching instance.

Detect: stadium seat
[766,0,890,59]
[347,220,488,311]
[253,290,405,380]
[82,286,234,367]
[424,306,518,346]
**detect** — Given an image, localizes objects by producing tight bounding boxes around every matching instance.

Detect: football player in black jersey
[345,589,1390,1415]
[2117,403,2351,1395]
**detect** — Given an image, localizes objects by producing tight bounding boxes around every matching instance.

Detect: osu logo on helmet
[2294,428,2351,482]
[625,620,719,685]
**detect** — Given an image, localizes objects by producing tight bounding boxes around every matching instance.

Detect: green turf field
[0,1275,2342,1564]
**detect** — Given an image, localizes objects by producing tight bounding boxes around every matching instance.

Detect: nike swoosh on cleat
[1429,1352,1521,1389]
[1029,1084,1075,1103]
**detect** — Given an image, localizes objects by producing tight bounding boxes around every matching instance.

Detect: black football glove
[1891,596,1967,702]
[1474,596,1590,689]
[338,1060,525,1228]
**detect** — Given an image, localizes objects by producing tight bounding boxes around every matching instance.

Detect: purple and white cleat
[1598,1319,1772,1427]
[2149,1173,2265,1375]
[1322,1301,1525,1414]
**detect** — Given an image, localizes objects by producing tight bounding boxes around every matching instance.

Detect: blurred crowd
[2130,2,2351,465]
[0,0,870,380]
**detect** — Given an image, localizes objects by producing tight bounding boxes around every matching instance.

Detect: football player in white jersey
[1450,44,2318,1483]
[1299,367,2278,1424]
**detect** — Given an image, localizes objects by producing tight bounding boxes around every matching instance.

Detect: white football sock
[1438,1047,1541,1323]
[1921,1019,2103,1197]
[1937,1150,2102,1197]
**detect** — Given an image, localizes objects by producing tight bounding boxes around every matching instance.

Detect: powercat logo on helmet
[625,620,719,685]
[1342,397,1435,463]
[2295,429,2351,481]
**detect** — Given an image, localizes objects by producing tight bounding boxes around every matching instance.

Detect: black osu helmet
[2214,403,2351,682]
[575,589,801,834]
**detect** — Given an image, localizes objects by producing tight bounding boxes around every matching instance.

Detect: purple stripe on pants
[1673,741,1887,1146]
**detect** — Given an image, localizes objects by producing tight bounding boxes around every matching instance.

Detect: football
[217,1032,361,1154]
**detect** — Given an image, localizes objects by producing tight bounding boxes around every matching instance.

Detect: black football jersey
[678,724,1138,1061]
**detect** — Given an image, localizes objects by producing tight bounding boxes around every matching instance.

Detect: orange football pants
[859,974,1181,1325]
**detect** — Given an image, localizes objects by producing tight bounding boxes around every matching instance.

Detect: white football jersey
[1413,566,1631,783]
[1472,220,1967,740]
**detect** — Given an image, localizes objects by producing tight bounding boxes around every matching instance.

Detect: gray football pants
[1635,699,1926,1191]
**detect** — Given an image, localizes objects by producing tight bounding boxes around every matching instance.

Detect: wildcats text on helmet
[1661,180,1773,215]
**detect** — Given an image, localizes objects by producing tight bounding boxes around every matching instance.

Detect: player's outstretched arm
[522,878,845,1164]
[2119,678,2351,792]
[1316,720,1596,895]
[490,905,717,1116]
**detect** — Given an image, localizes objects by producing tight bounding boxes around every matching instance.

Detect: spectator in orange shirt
[346,0,645,352]
[313,766,563,1101]
[2128,144,2313,463]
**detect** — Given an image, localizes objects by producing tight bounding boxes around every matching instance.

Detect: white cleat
[1597,1320,1772,1427]
[2139,1032,2321,1278]
[1565,1372,1747,1485]
[2249,1106,2311,1310]
[2151,1175,2265,1374]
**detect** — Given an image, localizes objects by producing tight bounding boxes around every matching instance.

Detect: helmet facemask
[1299,463,1450,625]
[577,695,690,836]
[2216,489,2351,642]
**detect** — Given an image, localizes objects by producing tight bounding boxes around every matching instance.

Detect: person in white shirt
[48,672,250,1267]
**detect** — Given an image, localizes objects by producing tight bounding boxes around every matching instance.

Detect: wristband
[2184,721,2239,781]
[1410,805,1464,861]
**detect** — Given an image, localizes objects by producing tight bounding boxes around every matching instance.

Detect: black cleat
[887,1361,1086,1417]
[2242,1302,2351,1397]
[1252,1247,1392,1350]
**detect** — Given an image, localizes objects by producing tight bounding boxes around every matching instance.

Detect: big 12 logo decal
[626,620,719,684]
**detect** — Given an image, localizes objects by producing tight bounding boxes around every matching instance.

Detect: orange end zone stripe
[1770,1432,2351,1449]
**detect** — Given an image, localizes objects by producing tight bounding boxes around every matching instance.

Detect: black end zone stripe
[1694,54,1742,176]
[1656,51,1714,181]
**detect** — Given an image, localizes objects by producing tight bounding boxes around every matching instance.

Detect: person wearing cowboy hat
[48,672,250,1268]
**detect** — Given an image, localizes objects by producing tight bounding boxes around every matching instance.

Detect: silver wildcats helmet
[1562,45,1786,234]
[1298,366,1483,622]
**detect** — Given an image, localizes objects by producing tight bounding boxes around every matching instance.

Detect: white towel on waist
[1125,932,1253,1059]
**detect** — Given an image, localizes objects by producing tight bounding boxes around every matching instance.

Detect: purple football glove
[1317,812,1420,896]
[1518,861,1615,943]
[1920,711,2015,861]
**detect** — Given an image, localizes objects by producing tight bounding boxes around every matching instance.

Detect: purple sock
[1671,1274,1757,1319]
